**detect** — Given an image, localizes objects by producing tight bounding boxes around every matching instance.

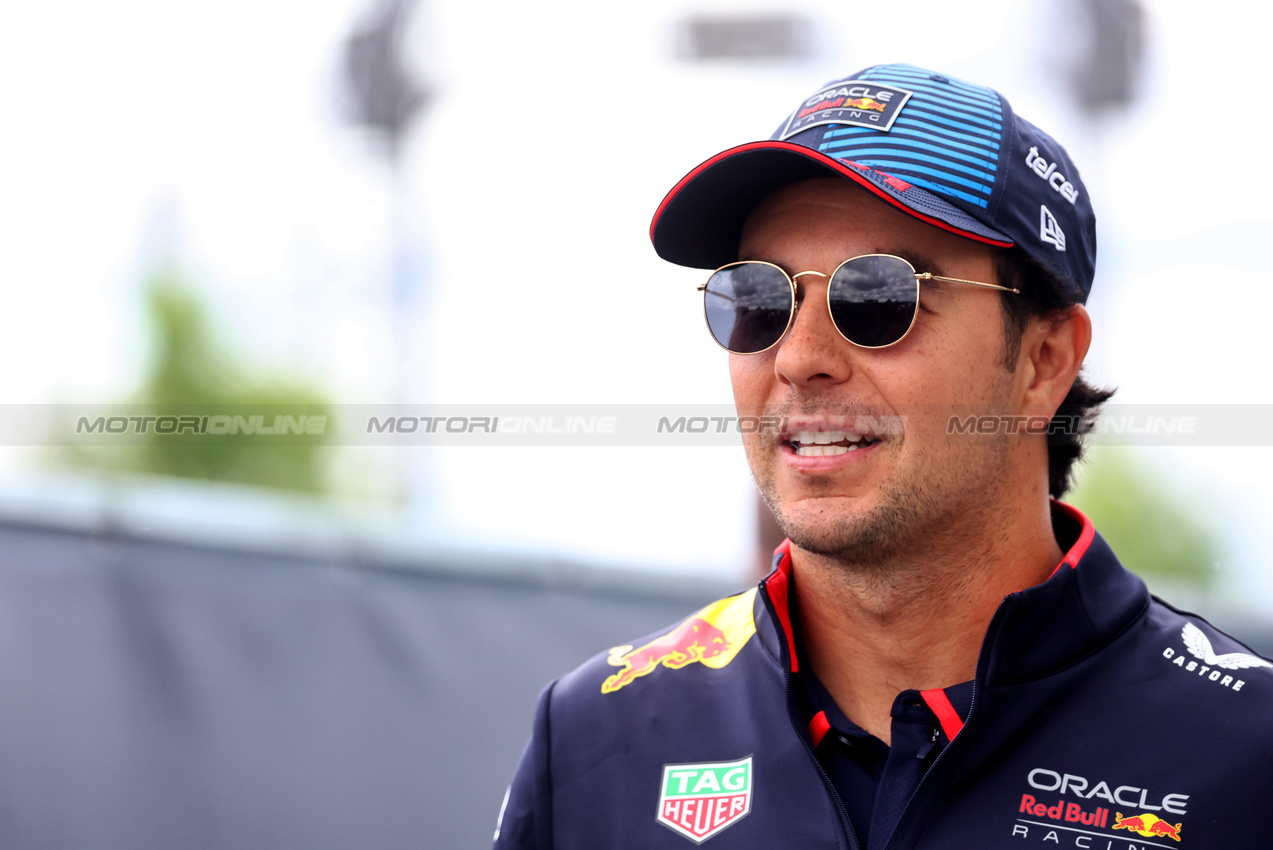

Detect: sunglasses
[698,253,1019,354]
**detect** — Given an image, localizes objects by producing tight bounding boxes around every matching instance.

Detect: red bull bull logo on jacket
[601,589,756,694]
[1112,812,1183,841]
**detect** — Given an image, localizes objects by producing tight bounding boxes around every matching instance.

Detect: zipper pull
[916,727,940,760]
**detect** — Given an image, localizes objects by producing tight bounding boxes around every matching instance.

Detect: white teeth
[793,430,851,445]
[789,429,878,453]
[794,444,863,457]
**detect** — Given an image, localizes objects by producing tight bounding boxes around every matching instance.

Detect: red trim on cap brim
[650,140,1014,251]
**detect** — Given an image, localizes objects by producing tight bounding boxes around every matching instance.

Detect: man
[494,63,1272,849]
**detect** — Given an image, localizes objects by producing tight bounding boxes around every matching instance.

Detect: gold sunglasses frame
[697,253,1020,355]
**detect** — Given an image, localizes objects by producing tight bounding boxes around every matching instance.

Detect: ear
[1017,304,1092,416]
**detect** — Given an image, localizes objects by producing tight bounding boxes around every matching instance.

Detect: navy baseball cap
[650,63,1096,303]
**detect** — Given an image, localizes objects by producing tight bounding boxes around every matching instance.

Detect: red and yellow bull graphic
[601,589,756,694]
[1112,812,1183,842]
[796,96,887,119]
[844,97,886,111]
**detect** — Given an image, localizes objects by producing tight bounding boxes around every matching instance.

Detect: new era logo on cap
[1040,205,1066,251]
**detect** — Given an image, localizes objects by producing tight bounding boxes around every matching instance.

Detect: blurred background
[0,0,1270,847]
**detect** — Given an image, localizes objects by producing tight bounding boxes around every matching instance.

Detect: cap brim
[650,141,1014,269]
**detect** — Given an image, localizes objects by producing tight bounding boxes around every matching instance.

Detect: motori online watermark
[365,415,614,435]
[945,412,1198,437]
[4,404,1260,446]
[655,415,787,435]
[76,414,328,436]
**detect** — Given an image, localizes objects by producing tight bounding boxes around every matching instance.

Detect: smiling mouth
[786,430,882,457]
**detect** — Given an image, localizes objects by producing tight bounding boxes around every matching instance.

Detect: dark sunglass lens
[828,256,919,347]
[703,264,792,353]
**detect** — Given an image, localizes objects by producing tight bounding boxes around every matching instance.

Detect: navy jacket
[495,504,1273,848]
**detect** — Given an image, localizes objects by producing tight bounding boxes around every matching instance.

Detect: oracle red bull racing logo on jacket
[601,589,757,694]
[1013,767,1188,845]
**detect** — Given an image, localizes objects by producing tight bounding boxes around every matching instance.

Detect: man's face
[732,178,1032,566]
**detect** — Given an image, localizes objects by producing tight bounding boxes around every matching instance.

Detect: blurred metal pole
[343,0,429,166]
[1056,0,1146,373]
[342,0,431,505]
[672,11,817,578]
[1065,0,1146,118]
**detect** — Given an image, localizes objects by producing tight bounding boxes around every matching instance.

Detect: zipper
[760,580,862,850]
[876,600,1010,850]
[915,727,940,761]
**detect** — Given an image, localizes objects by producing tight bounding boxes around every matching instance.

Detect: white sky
[2,0,1272,604]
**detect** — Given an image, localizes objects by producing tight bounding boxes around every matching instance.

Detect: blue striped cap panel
[777,64,1006,211]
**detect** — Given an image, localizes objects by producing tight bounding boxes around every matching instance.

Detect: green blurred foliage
[62,269,332,494]
[1068,449,1218,591]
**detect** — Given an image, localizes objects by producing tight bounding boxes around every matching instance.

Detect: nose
[773,272,855,388]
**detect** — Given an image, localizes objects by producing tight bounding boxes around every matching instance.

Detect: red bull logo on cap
[601,589,757,694]
[843,97,886,112]
[779,79,913,138]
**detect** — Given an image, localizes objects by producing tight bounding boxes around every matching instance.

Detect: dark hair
[992,248,1115,499]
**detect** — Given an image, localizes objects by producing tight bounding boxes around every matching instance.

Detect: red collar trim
[919,689,965,741]
[763,539,799,673]
[807,710,831,748]
[1049,500,1097,578]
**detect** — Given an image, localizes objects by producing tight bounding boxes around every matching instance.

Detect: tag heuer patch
[657,756,752,843]
[779,80,912,139]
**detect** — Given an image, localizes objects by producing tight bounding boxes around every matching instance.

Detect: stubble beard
[750,434,1012,580]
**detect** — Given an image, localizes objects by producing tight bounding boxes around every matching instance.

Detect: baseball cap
[650,63,1096,303]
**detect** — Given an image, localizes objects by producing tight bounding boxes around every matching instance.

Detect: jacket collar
[754,501,1149,686]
